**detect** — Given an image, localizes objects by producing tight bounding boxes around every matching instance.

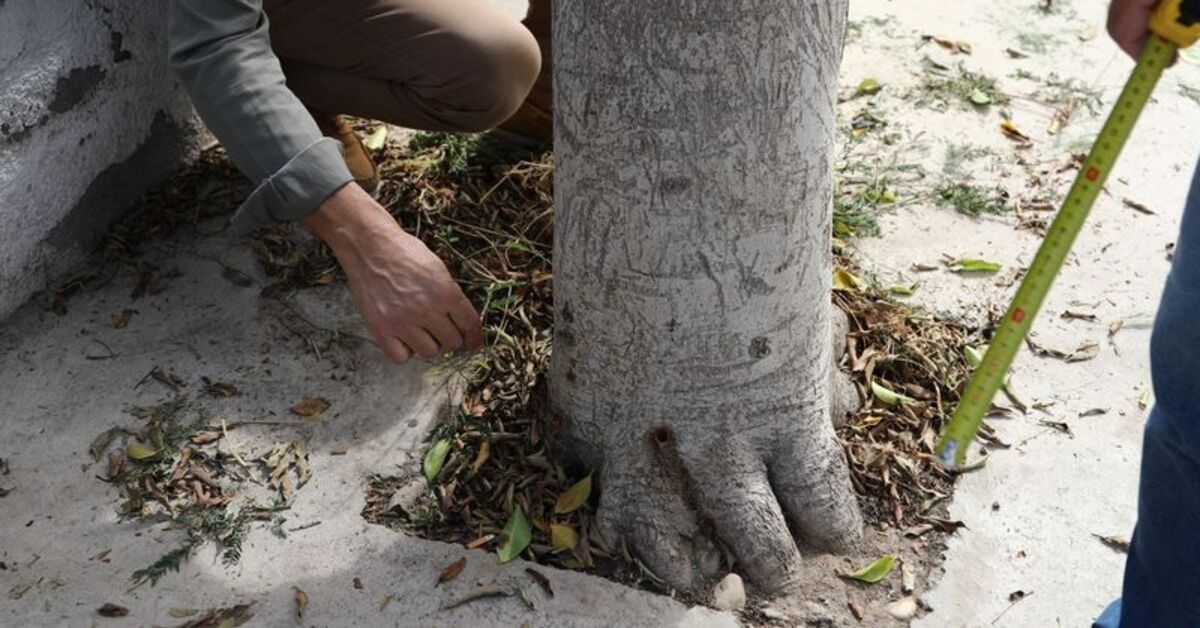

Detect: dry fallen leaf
[293,586,308,619]
[553,475,592,515]
[1001,120,1032,143]
[440,585,511,611]
[465,534,494,550]
[203,378,240,397]
[525,568,553,598]
[291,397,331,418]
[178,604,255,627]
[1093,534,1130,553]
[833,267,865,292]
[97,603,129,617]
[550,524,579,551]
[1026,338,1099,362]
[1061,310,1097,322]
[112,309,135,329]
[1122,198,1155,215]
[923,34,972,54]
[437,557,467,586]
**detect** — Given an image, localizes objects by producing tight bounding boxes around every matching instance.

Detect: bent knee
[428,21,541,132]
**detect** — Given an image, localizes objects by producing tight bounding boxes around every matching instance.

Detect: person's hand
[303,184,485,363]
[1108,0,1160,59]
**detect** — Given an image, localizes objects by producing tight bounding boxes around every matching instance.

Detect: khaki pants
[263,0,552,141]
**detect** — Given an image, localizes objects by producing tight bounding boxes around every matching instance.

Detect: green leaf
[126,442,160,460]
[965,345,986,368]
[872,381,916,406]
[969,88,992,105]
[497,506,531,563]
[841,554,897,584]
[504,239,534,254]
[423,439,452,483]
[832,268,864,292]
[950,259,1002,274]
[554,474,593,514]
[854,78,883,97]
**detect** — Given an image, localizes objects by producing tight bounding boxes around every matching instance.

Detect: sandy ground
[3,0,1200,626]
[842,0,1200,625]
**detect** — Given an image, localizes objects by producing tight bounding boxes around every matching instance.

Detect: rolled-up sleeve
[167,0,353,234]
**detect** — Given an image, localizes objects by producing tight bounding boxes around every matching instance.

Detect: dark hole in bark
[749,336,771,359]
[651,426,674,445]
[659,175,691,195]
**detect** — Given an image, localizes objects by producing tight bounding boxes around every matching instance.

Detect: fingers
[1108,0,1158,59]
[686,447,802,594]
[375,334,413,364]
[399,328,442,359]
[426,315,465,352]
[449,295,486,350]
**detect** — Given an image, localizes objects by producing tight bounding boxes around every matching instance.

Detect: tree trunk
[550,0,861,595]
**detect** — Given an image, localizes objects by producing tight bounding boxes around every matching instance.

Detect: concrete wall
[0,0,199,319]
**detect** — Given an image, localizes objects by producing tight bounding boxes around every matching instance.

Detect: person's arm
[167,0,352,233]
[167,0,484,361]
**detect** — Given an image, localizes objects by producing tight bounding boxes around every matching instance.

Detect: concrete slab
[0,224,731,627]
[0,1,199,319]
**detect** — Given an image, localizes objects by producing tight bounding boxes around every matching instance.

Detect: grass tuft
[936,182,1010,217]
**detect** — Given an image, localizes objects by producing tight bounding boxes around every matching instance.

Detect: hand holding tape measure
[935,0,1200,469]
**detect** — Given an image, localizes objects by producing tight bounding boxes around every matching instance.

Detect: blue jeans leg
[1097,158,1200,627]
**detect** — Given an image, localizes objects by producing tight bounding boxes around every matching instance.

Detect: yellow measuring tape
[936,0,1200,468]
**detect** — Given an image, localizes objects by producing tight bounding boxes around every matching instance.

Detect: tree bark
[550,0,861,594]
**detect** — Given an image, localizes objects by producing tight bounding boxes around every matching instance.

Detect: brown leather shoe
[498,0,552,145]
[314,114,380,194]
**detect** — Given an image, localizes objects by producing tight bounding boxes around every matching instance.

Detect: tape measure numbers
[936,0,1200,469]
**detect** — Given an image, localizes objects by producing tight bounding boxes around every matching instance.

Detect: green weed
[917,60,1009,110]
[935,182,1009,217]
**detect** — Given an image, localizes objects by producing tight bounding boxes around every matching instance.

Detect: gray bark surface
[550,0,862,594]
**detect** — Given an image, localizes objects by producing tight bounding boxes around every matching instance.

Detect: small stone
[802,601,834,625]
[761,605,787,620]
[886,596,918,621]
[711,573,745,612]
[901,562,916,593]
